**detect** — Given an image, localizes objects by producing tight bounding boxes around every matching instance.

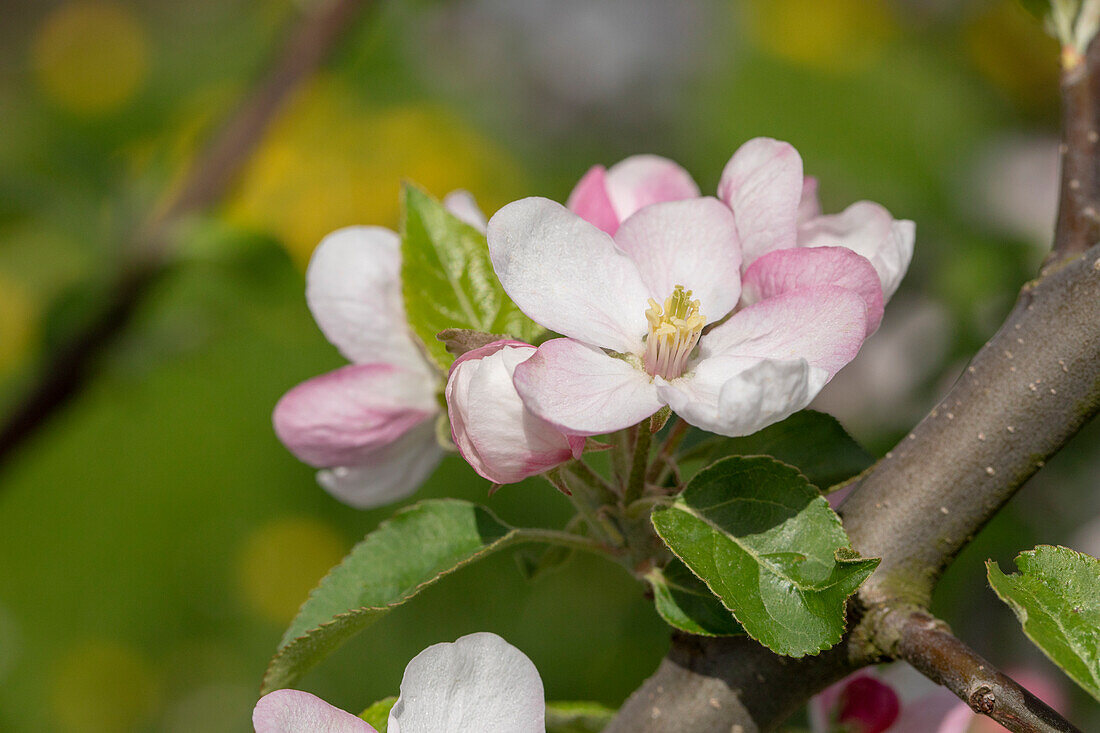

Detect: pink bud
[446,340,583,485]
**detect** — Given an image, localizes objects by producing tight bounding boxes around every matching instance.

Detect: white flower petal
[703,286,868,379]
[718,138,804,264]
[442,189,488,233]
[656,356,827,437]
[797,176,822,222]
[316,419,444,509]
[614,198,742,322]
[253,689,376,733]
[798,201,915,302]
[388,632,545,733]
[487,197,650,353]
[305,226,433,377]
[512,338,664,436]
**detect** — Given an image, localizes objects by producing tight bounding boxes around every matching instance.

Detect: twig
[885,610,1080,733]
[1051,18,1100,266]
[0,0,372,470]
[623,419,652,505]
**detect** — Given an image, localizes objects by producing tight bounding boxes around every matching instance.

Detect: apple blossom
[273,193,486,508]
[253,632,545,733]
[446,340,584,485]
[567,139,914,330]
[487,196,875,437]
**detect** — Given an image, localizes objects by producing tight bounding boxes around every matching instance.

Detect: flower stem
[623,420,653,505]
[546,466,624,547]
[511,528,624,559]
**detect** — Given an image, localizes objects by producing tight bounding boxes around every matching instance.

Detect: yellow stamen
[643,285,704,379]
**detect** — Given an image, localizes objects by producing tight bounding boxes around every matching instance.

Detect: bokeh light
[235,516,349,626]
[742,0,897,73]
[0,274,36,376]
[230,80,522,268]
[49,639,161,733]
[32,1,150,115]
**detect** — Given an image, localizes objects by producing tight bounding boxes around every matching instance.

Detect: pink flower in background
[811,665,1069,733]
[567,139,914,335]
[446,340,584,484]
[810,671,900,733]
[254,632,545,733]
[272,193,485,508]
[488,196,874,437]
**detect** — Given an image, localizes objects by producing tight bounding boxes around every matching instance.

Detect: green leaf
[546,701,616,732]
[987,545,1100,702]
[263,499,516,692]
[400,184,542,369]
[359,696,397,731]
[677,410,873,490]
[651,456,878,657]
[646,559,744,637]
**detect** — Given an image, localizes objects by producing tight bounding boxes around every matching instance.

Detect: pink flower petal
[388,632,545,733]
[512,338,664,436]
[446,342,579,485]
[603,154,700,223]
[566,165,620,235]
[798,201,915,301]
[614,198,742,322]
[487,197,650,353]
[718,138,804,264]
[742,246,884,336]
[273,363,437,468]
[703,286,869,378]
[253,689,377,733]
[305,227,433,377]
[656,355,826,437]
[442,189,488,232]
[798,176,822,222]
[316,419,444,509]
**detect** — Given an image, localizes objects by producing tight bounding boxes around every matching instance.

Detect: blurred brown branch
[0,0,372,471]
[607,27,1100,733]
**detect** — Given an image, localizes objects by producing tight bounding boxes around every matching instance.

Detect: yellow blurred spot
[0,274,37,376]
[230,79,523,268]
[743,0,896,73]
[966,4,1059,112]
[236,516,348,625]
[33,1,149,114]
[50,640,161,733]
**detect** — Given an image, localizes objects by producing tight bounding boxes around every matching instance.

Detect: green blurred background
[0,0,1097,730]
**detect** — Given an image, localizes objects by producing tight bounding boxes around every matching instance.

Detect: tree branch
[882,609,1080,733]
[0,0,372,471]
[604,633,861,733]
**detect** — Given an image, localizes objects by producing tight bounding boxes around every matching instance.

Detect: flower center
[643,285,705,379]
